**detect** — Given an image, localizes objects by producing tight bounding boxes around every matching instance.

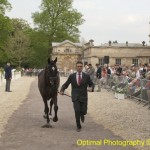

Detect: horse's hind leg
[49,99,53,116]
[53,97,58,122]
[42,100,52,128]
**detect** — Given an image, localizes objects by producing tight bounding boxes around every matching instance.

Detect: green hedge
[0,68,4,74]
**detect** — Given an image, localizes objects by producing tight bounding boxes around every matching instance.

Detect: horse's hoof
[53,117,58,122]
[41,124,52,128]
[49,115,53,119]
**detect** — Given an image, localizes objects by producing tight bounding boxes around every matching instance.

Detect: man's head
[96,63,99,68]
[7,62,10,66]
[76,61,83,72]
[88,64,92,68]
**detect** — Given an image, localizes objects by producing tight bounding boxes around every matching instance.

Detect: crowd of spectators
[92,63,150,105]
[22,63,150,105]
[65,63,150,105]
[21,68,43,77]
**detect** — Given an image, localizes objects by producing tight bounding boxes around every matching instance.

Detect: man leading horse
[60,61,94,132]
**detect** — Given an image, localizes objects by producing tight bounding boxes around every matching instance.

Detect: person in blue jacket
[4,62,12,92]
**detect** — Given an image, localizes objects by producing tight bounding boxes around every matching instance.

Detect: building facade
[83,41,150,67]
[52,40,150,70]
[51,40,83,72]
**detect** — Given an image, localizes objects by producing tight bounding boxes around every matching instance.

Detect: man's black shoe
[76,128,81,132]
[76,124,81,132]
[81,115,85,123]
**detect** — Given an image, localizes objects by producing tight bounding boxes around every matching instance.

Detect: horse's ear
[54,57,57,63]
[48,58,51,64]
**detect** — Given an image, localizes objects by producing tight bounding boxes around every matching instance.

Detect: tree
[32,0,84,55]
[0,0,11,15]
[27,29,49,68]
[0,0,12,50]
[0,15,12,51]
[0,0,12,66]
[6,19,31,67]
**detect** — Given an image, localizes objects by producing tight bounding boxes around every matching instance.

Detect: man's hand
[87,87,94,92]
[59,91,64,95]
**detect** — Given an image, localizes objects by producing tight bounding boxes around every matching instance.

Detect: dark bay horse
[38,57,60,128]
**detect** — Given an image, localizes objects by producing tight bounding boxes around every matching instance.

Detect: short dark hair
[76,61,83,65]
[144,63,148,67]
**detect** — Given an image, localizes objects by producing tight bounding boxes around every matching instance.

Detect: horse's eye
[52,67,55,71]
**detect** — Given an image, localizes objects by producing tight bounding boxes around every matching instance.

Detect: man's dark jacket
[4,65,12,79]
[96,67,101,79]
[60,72,94,102]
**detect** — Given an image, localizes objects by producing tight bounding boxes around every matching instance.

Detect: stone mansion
[51,40,150,71]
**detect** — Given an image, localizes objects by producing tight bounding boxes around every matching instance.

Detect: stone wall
[83,46,150,66]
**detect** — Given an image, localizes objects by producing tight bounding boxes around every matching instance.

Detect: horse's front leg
[53,96,58,122]
[42,99,52,128]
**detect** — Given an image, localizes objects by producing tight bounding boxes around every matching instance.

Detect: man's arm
[88,68,95,75]
[60,75,72,95]
[96,67,101,78]
[87,74,94,92]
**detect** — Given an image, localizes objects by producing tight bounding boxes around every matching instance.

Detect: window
[65,49,69,52]
[64,49,71,53]
[132,58,138,66]
[99,58,104,66]
[116,58,121,65]
[84,62,88,66]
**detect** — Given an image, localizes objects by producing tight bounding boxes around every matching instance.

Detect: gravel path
[0,78,136,150]
[0,76,149,150]
[60,77,150,150]
[0,77,35,138]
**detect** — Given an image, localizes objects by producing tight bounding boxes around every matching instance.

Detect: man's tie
[78,72,81,85]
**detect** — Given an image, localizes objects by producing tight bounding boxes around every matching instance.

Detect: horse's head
[45,57,58,88]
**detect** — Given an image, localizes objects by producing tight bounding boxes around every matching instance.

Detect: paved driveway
[0,79,136,150]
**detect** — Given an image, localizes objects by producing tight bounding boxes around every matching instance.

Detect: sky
[6,0,150,45]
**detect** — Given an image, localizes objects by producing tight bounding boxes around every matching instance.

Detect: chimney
[89,39,94,46]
